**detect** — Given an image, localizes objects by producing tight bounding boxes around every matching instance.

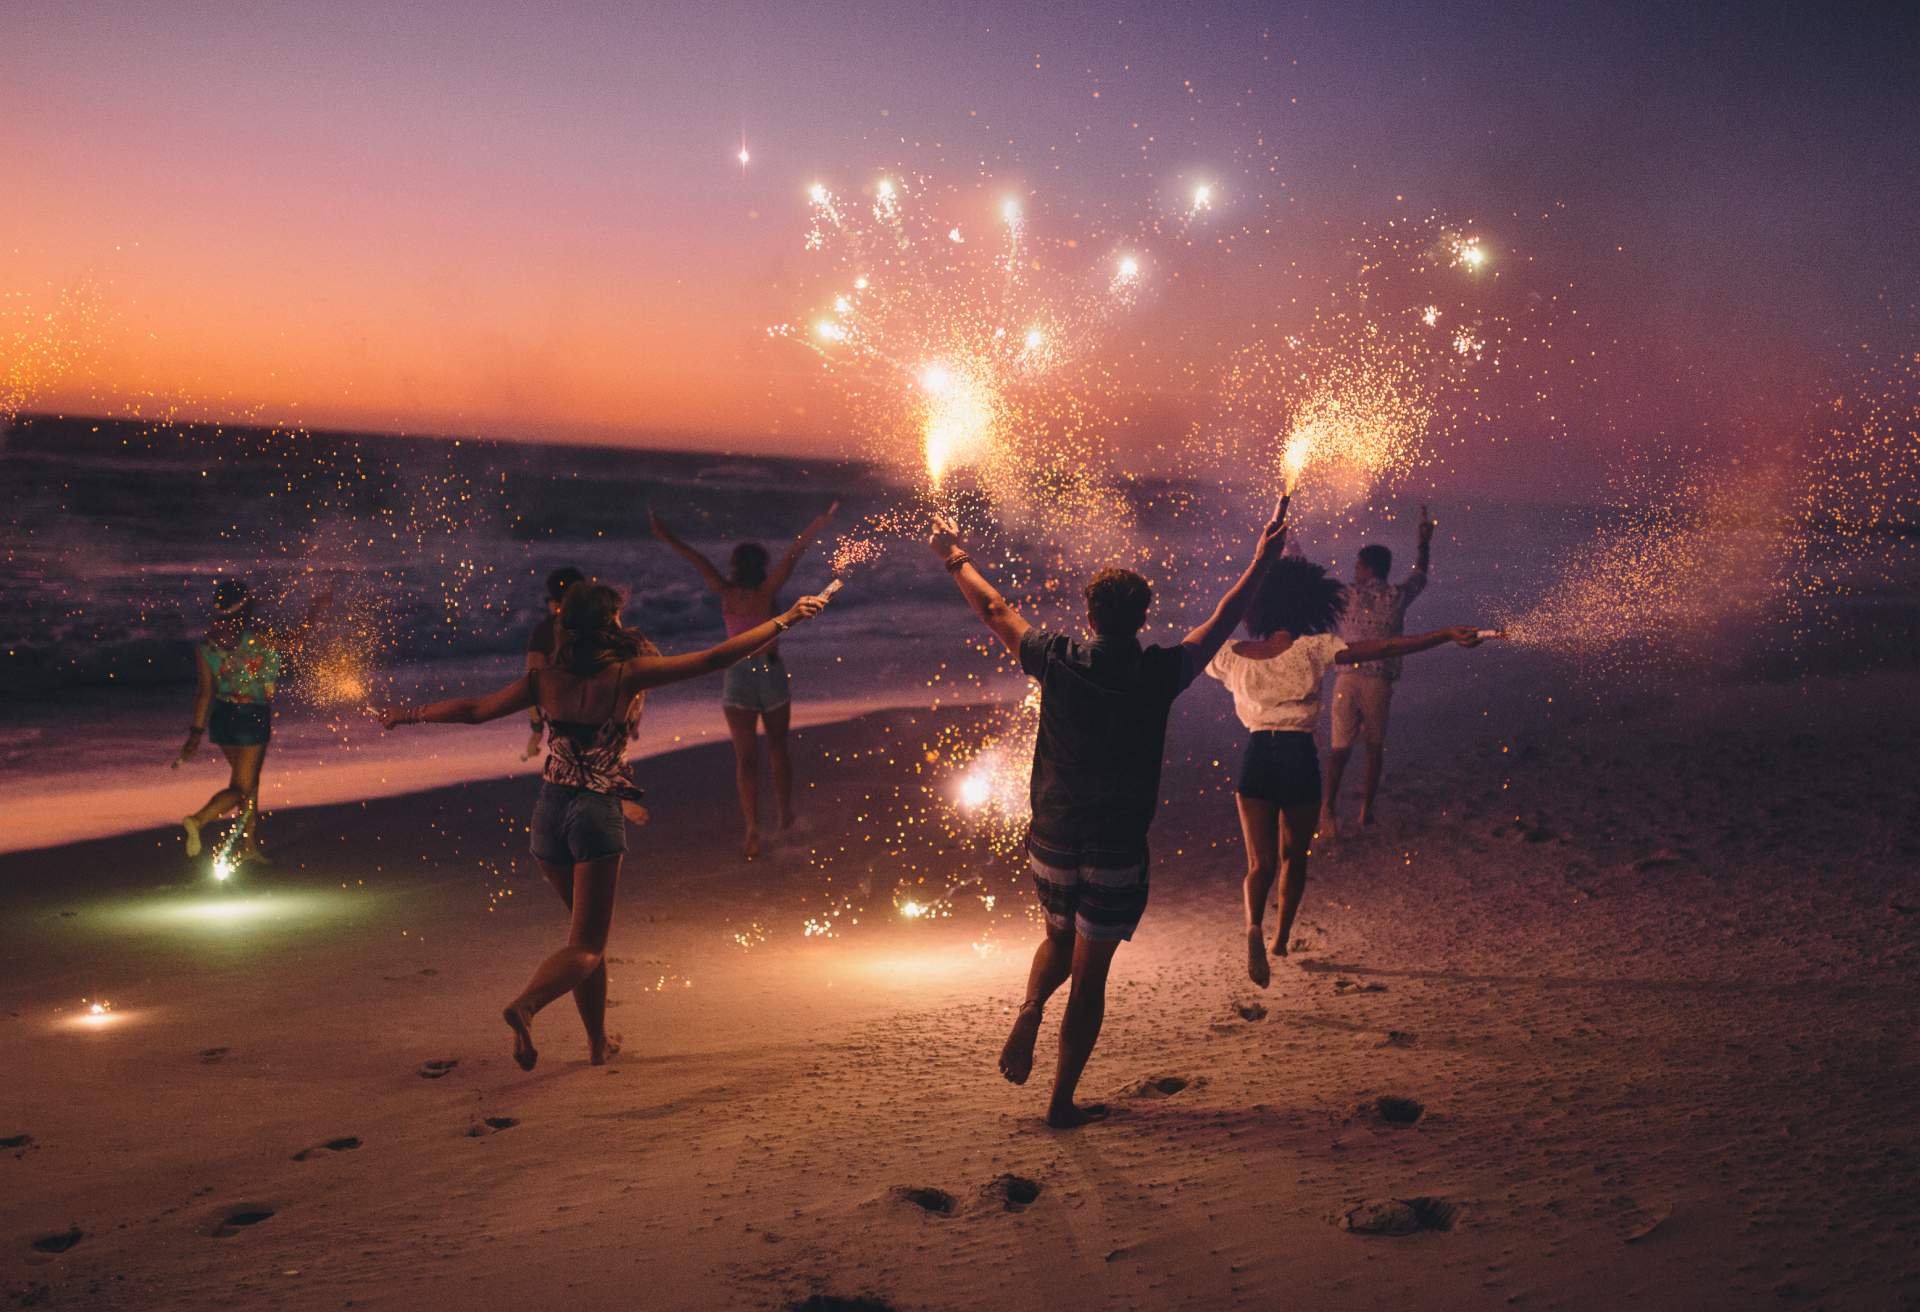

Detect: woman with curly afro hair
[1204,554,1484,988]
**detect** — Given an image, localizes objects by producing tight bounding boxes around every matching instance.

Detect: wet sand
[5,660,1917,1310]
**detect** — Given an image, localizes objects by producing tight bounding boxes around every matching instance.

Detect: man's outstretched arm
[1180,507,1289,671]
[926,515,1029,656]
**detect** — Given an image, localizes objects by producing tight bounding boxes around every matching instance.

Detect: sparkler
[210,800,253,881]
[779,173,1142,532]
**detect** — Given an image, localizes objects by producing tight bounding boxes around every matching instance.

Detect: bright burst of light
[1002,198,1021,223]
[957,771,991,809]
[852,276,869,290]
[212,855,234,882]
[1422,305,1441,327]
[88,1001,109,1016]
[900,900,927,919]
[947,226,965,244]
[1117,256,1140,281]
[1451,235,1487,270]
[809,182,829,204]
[816,320,846,342]
[737,146,750,167]
[1191,183,1213,212]
[1023,327,1044,350]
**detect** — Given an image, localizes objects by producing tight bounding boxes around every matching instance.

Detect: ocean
[3,413,1912,853]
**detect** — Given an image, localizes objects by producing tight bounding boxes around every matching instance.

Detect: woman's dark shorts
[530,782,628,866]
[209,700,272,747]
[1235,730,1321,807]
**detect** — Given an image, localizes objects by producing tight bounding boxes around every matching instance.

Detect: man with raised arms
[927,507,1287,1128]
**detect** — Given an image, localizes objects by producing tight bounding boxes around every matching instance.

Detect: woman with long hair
[1205,554,1482,988]
[381,580,830,1069]
[649,501,837,858]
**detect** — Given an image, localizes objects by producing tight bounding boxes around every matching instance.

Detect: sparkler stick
[1476,629,1505,640]
[821,579,843,598]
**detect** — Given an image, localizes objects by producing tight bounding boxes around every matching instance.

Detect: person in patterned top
[381,580,831,1071]
[1322,506,1436,837]
[175,577,320,864]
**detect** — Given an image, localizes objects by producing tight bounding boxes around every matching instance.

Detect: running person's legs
[1049,933,1121,1129]
[1272,801,1318,956]
[1235,794,1280,987]
[536,857,618,1064]
[722,704,762,858]
[763,700,795,830]
[999,924,1074,1084]
[503,852,620,1071]
[230,744,265,856]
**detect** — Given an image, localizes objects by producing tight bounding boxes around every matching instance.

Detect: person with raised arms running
[381,581,831,1070]
[1205,552,1482,987]
[926,505,1287,1128]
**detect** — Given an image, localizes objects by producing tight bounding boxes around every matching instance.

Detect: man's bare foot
[1245,927,1270,988]
[1317,811,1338,842]
[502,1004,537,1071]
[1045,1101,1110,1130]
[743,825,760,860]
[590,1032,622,1066]
[1360,809,1377,827]
[998,1002,1043,1084]
[181,818,202,857]
[1270,934,1290,959]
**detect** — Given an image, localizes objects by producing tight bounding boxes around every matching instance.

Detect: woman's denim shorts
[530,782,627,866]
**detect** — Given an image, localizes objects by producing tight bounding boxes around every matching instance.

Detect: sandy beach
[7,652,1916,1311]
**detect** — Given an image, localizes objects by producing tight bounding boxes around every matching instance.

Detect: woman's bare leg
[1272,802,1319,956]
[764,701,795,829]
[504,854,620,1071]
[723,705,762,858]
[230,744,265,856]
[536,858,617,1064]
[1236,794,1280,987]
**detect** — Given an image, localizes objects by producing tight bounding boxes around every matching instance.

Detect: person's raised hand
[1253,512,1288,566]
[1448,625,1482,647]
[1419,504,1436,546]
[375,704,412,730]
[784,594,829,625]
[927,514,963,559]
[521,727,544,760]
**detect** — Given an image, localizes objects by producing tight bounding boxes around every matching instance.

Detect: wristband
[944,551,972,573]
[773,617,792,632]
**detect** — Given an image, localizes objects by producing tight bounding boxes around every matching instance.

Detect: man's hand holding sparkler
[1416,503,1435,572]
[927,514,1029,655]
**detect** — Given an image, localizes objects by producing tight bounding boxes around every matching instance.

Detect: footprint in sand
[1121,1074,1198,1099]
[789,1296,896,1312]
[1332,979,1387,996]
[1378,1030,1417,1048]
[417,1059,459,1080]
[209,1205,275,1238]
[198,1047,229,1064]
[29,1228,83,1254]
[291,1136,362,1161]
[891,1186,955,1216]
[466,1116,518,1137]
[979,1174,1042,1213]
[1372,1096,1425,1126]
[1337,1196,1457,1235]
[1234,1001,1268,1022]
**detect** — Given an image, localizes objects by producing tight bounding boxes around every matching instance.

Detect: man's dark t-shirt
[528,617,556,661]
[1018,629,1198,868]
